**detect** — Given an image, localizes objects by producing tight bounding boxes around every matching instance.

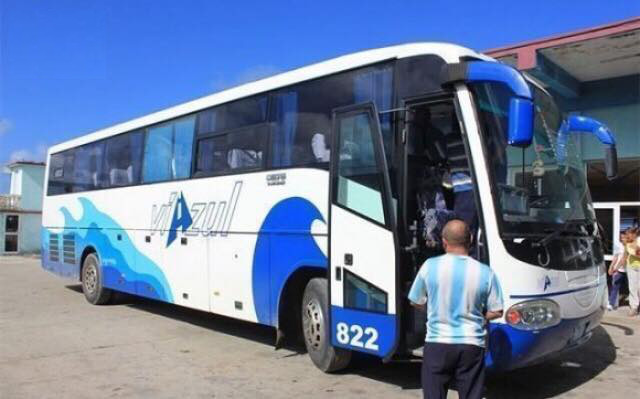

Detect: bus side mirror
[508,97,534,147]
[604,146,618,180]
[441,61,534,147]
[558,115,618,180]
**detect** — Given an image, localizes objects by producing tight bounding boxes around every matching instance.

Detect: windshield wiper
[533,222,590,247]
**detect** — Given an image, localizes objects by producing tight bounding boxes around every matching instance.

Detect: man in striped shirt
[408,220,504,399]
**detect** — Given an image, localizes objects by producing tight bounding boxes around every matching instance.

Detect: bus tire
[302,278,351,372]
[81,253,112,305]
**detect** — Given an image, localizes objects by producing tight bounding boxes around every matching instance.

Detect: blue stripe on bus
[252,197,327,326]
[510,283,600,299]
[42,197,173,302]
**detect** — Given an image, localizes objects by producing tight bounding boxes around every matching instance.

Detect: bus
[41,43,618,373]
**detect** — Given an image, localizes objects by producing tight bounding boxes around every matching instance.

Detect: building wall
[16,165,45,211]
[1,163,45,255]
[18,213,43,253]
[9,168,22,196]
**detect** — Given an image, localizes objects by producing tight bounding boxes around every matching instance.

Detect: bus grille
[49,234,60,262]
[62,234,75,264]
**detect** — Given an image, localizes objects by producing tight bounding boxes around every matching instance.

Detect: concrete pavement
[1,256,638,398]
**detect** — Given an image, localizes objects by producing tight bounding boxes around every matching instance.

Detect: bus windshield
[472,81,595,237]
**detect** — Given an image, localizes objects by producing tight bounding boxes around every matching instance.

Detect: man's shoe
[628,309,639,317]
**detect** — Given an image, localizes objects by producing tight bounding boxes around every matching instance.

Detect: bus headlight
[505,299,560,330]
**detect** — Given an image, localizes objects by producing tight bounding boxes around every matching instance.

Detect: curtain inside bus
[272,91,298,167]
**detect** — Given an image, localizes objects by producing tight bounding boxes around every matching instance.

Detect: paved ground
[1,256,639,399]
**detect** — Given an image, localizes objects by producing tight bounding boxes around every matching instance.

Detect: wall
[9,168,22,196]
[19,213,42,253]
[18,165,45,211]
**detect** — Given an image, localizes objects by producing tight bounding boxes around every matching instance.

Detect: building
[0,161,46,255]
[486,17,640,259]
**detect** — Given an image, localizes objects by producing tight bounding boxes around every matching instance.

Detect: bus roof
[48,42,491,154]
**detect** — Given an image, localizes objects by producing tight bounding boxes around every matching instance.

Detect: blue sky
[1,0,638,191]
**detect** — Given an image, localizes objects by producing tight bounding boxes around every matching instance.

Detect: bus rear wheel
[82,253,112,305]
[302,278,351,372]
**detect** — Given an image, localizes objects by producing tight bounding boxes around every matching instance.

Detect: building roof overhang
[485,17,640,98]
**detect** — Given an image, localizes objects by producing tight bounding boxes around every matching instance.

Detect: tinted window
[195,125,267,175]
[71,142,105,192]
[270,64,393,168]
[174,118,195,179]
[104,131,144,187]
[344,270,387,313]
[142,116,195,183]
[48,150,75,195]
[196,96,267,135]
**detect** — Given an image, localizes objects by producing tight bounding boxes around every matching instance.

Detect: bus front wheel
[302,278,351,372]
[82,253,112,305]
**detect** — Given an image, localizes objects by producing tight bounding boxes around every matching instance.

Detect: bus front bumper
[485,308,604,371]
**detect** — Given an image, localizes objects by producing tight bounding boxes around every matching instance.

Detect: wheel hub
[303,298,324,352]
[83,262,97,294]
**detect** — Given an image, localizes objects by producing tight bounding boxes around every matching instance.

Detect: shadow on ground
[483,325,617,399]
[65,284,618,397]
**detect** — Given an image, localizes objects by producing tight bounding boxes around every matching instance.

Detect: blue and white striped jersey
[408,253,503,347]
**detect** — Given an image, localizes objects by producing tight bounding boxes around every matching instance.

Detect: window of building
[5,215,18,233]
[104,131,144,187]
[142,116,196,183]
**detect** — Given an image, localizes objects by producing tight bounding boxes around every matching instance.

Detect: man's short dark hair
[442,219,471,249]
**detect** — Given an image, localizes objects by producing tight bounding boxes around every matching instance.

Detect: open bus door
[328,103,399,360]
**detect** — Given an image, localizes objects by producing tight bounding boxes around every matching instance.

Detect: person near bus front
[608,232,628,311]
[625,227,640,317]
[408,219,504,399]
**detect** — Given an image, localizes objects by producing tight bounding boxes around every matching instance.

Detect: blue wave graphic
[44,197,173,302]
[252,197,327,325]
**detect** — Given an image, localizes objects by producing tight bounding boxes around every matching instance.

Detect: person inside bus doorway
[443,124,478,236]
[408,219,504,399]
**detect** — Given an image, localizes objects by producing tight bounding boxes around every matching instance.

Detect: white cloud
[0,118,12,136]
[211,64,281,91]
[9,143,48,162]
[235,64,281,85]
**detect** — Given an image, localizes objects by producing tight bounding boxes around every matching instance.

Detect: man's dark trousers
[422,342,485,399]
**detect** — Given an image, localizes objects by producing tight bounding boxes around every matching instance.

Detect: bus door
[329,103,399,359]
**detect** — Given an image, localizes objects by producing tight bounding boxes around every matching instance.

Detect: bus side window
[47,150,75,195]
[142,116,195,183]
[104,130,143,187]
[72,142,105,192]
[194,125,268,176]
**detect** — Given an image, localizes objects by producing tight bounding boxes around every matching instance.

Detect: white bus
[42,43,618,372]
